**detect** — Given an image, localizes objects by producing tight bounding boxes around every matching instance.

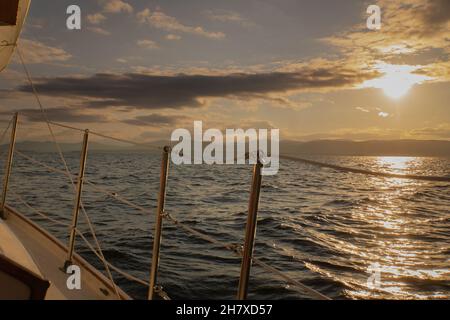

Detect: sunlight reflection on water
[5,152,450,299]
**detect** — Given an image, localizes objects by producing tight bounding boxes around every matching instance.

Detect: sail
[0,0,31,72]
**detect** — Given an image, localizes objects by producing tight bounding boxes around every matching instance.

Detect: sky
[0,0,449,143]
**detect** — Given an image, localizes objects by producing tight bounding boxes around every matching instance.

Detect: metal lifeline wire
[11,191,71,228]
[13,148,171,299]
[15,150,150,215]
[47,121,162,151]
[280,155,450,182]
[0,117,13,144]
[9,190,152,290]
[11,179,169,300]
[0,119,13,159]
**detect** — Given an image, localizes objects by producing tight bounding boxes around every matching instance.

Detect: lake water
[4,151,450,300]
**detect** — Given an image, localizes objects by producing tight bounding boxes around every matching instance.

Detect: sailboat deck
[0,206,130,300]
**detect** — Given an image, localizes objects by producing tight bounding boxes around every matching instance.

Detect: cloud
[101,0,133,14]
[18,39,72,64]
[378,112,389,118]
[137,39,160,50]
[87,13,107,25]
[325,0,450,52]
[137,8,225,39]
[411,124,450,139]
[123,113,187,126]
[322,0,450,84]
[356,107,370,113]
[204,10,255,27]
[166,34,181,41]
[16,64,375,110]
[86,1,133,27]
[1,108,107,123]
[87,27,111,36]
[421,0,450,27]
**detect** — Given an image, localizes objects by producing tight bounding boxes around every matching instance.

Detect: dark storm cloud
[422,0,450,26]
[123,113,187,126]
[4,108,108,123]
[16,68,372,110]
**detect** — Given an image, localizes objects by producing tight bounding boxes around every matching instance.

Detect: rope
[10,191,71,228]
[0,117,13,146]
[84,180,149,214]
[17,47,121,299]
[14,150,151,216]
[252,257,330,300]
[281,154,450,182]
[15,150,72,177]
[74,229,145,286]
[75,228,171,299]
[164,211,330,300]
[46,121,84,133]
[47,121,162,150]
[9,190,152,293]
[90,130,162,150]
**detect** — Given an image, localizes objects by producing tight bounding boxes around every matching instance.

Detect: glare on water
[5,153,450,300]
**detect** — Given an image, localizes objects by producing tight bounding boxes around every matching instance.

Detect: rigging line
[12,187,147,293]
[15,150,72,177]
[76,227,171,300]
[14,150,150,216]
[89,130,162,150]
[74,228,148,286]
[84,180,149,214]
[10,191,71,228]
[74,227,174,300]
[47,120,163,150]
[16,46,121,298]
[10,192,130,299]
[0,117,13,145]
[73,229,126,300]
[280,154,450,183]
[252,257,331,300]
[164,211,330,300]
[47,121,84,132]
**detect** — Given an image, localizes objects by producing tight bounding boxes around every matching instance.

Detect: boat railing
[0,112,331,300]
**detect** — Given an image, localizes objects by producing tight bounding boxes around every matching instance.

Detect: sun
[380,76,414,99]
[362,62,431,99]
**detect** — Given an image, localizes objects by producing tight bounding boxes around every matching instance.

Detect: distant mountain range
[280,140,450,157]
[2,139,449,157]
[0,141,161,153]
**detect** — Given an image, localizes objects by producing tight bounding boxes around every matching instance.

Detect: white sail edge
[0,0,32,73]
